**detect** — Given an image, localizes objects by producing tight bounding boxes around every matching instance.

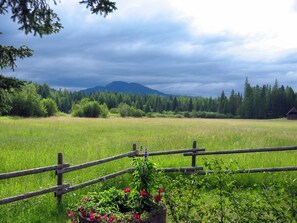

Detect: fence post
[56,152,63,206]
[191,141,197,167]
[132,143,138,156]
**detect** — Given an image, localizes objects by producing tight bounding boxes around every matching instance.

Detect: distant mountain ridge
[81,81,167,96]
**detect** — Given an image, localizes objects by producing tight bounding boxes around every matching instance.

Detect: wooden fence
[1,142,297,206]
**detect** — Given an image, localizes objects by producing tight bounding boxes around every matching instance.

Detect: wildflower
[158,188,164,193]
[68,211,74,217]
[140,190,147,195]
[84,197,90,201]
[154,195,161,203]
[109,215,115,222]
[79,207,84,212]
[132,213,141,221]
[95,214,102,220]
[124,187,131,193]
[89,212,95,221]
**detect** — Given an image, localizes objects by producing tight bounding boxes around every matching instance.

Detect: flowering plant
[68,156,165,223]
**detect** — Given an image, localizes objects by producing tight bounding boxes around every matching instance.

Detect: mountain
[81,81,167,96]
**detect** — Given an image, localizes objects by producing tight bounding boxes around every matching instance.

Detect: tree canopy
[0,0,117,70]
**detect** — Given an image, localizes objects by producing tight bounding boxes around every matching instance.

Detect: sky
[1,0,297,97]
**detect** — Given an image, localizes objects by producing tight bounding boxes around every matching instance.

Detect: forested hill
[80,81,167,96]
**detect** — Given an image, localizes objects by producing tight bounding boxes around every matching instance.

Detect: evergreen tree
[218,91,227,114]
[172,97,178,111]
[188,98,193,112]
[240,78,254,118]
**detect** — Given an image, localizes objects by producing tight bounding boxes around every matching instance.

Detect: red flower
[154,195,161,202]
[96,214,102,220]
[82,211,87,217]
[109,215,115,222]
[140,190,147,195]
[132,213,141,221]
[158,188,164,193]
[124,187,131,193]
[79,207,84,212]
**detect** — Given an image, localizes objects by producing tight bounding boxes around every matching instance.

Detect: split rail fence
[1,142,297,206]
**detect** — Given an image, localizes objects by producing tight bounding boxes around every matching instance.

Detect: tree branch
[0,44,33,70]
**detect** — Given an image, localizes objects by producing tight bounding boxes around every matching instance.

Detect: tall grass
[0,116,297,222]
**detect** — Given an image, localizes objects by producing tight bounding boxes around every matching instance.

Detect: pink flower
[68,211,74,217]
[89,212,95,221]
[158,188,164,193]
[84,197,90,201]
[124,187,131,193]
[140,190,147,195]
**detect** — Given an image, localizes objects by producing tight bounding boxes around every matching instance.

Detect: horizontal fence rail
[59,168,135,195]
[137,148,205,156]
[0,184,70,205]
[157,166,203,173]
[59,151,136,174]
[1,142,297,206]
[0,164,70,180]
[184,146,297,156]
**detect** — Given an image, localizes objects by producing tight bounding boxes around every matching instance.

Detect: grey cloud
[1,7,297,97]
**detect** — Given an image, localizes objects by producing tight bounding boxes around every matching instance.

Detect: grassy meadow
[0,116,297,222]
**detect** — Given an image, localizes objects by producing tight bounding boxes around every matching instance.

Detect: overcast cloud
[1,0,297,96]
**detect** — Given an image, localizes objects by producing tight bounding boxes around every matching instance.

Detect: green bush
[118,103,131,117]
[146,112,155,118]
[10,84,46,117]
[110,107,118,114]
[130,106,145,117]
[71,99,109,118]
[159,159,297,223]
[42,98,58,116]
[99,103,109,118]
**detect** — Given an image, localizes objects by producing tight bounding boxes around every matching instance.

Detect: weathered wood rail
[1,142,297,206]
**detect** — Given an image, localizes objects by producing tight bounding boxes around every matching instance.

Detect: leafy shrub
[72,99,109,118]
[159,159,297,223]
[99,103,109,118]
[117,103,144,117]
[130,106,145,117]
[146,112,156,118]
[10,83,46,117]
[118,103,130,117]
[68,157,165,223]
[42,98,58,116]
[109,107,118,114]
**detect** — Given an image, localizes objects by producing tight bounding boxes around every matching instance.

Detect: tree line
[1,75,296,119]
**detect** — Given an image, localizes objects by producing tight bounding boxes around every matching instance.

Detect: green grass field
[0,116,297,222]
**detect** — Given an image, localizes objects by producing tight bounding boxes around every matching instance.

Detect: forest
[1,75,296,119]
